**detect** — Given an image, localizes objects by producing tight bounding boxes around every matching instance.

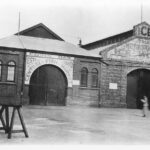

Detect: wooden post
[5,106,9,133]
[8,107,16,139]
[0,106,6,131]
[17,106,29,137]
[8,106,29,139]
[0,105,29,139]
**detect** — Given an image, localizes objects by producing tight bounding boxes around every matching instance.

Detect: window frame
[91,68,98,88]
[80,67,88,87]
[6,61,16,82]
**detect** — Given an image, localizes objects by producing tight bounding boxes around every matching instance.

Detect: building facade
[1,22,150,109]
[0,23,101,107]
[83,22,150,109]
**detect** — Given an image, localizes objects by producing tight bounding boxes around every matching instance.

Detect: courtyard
[0,105,150,145]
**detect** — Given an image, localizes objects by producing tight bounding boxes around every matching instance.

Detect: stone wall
[23,56,101,107]
[100,59,150,107]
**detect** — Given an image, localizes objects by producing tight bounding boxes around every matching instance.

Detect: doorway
[127,69,150,109]
[29,65,67,105]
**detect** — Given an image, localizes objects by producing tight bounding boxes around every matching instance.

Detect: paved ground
[0,105,150,145]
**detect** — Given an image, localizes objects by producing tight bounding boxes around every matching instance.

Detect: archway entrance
[29,65,67,106]
[127,69,150,109]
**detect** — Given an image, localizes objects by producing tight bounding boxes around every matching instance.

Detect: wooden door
[127,69,150,109]
[140,70,150,109]
[29,65,67,105]
[127,70,138,108]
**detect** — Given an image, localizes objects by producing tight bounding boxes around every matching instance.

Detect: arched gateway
[127,69,150,109]
[29,65,68,105]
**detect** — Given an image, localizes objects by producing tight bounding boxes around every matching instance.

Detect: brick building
[1,22,150,109]
[0,23,101,107]
[82,22,150,109]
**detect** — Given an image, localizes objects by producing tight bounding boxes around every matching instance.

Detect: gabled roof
[15,23,64,41]
[88,43,118,56]
[98,36,136,56]
[82,21,150,50]
[0,35,101,58]
[133,21,150,28]
[82,29,133,50]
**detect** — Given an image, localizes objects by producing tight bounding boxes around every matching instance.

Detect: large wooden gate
[29,65,67,106]
[127,69,150,109]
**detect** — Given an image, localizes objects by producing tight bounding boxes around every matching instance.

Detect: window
[0,61,2,80]
[7,61,16,82]
[80,67,88,87]
[91,68,98,87]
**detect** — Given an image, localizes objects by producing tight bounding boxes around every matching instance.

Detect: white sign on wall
[109,83,118,90]
[107,38,150,63]
[73,80,80,85]
[25,52,74,87]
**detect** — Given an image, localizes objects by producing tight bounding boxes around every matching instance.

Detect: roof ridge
[82,29,133,48]
[15,23,64,41]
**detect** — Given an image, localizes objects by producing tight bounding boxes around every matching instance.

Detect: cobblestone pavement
[0,105,150,145]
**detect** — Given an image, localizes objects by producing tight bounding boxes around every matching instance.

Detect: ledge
[79,87,99,90]
[0,82,16,85]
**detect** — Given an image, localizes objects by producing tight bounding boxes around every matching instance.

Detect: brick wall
[0,48,24,105]
[100,59,150,108]
[100,60,126,107]
[67,57,100,107]
[23,56,101,107]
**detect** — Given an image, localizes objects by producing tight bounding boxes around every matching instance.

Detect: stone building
[0,23,101,107]
[82,22,150,109]
[1,21,150,109]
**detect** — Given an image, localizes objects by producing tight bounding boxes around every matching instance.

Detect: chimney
[78,38,82,47]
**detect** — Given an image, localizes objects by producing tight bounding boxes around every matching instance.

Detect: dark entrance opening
[29,65,67,106]
[127,69,150,109]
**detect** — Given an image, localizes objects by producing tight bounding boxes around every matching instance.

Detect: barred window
[80,67,88,87]
[91,68,98,87]
[7,61,16,82]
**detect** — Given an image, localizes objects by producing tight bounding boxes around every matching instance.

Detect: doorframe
[126,68,150,109]
[28,64,68,105]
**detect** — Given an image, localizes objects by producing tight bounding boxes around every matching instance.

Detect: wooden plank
[0,105,29,139]
[5,106,9,133]
[17,107,29,138]
[8,107,16,139]
[0,106,6,132]
[12,130,24,133]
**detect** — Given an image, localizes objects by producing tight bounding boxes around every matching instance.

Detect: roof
[0,35,101,58]
[133,21,150,28]
[89,43,118,55]
[82,30,133,50]
[15,23,64,41]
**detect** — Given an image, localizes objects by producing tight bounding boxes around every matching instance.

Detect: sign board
[134,22,150,38]
[107,38,150,63]
[107,22,150,62]
[25,52,74,87]
[73,80,80,85]
[109,83,118,89]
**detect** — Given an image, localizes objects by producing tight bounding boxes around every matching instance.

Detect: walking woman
[141,96,149,117]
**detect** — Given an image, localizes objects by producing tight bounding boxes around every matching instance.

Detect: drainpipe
[21,50,26,105]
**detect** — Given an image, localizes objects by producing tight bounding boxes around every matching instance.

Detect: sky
[0,0,150,45]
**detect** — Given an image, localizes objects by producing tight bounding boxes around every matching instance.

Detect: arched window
[80,67,88,87]
[7,61,16,82]
[91,68,98,87]
[0,61,2,80]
